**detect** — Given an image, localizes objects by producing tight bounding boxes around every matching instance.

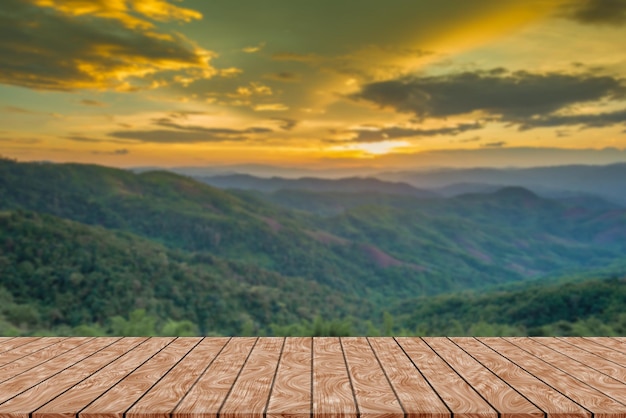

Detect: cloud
[219,67,243,78]
[564,0,626,25]
[108,118,274,143]
[64,135,134,144]
[263,72,301,82]
[519,108,626,130]
[254,103,289,111]
[92,148,129,155]
[352,69,626,129]
[329,122,483,143]
[242,42,265,53]
[0,136,41,144]
[0,0,217,91]
[80,99,106,107]
[271,118,299,131]
[482,141,506,147]
[2,106,37,114]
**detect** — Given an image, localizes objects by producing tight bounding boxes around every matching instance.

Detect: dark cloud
[80,99,106,107]
[263,72,301,82]
[565,0,626,25]
[271,118,299,131]
[352,70,624,121]
[109,119,274,143]
[64,135,133,144]
[328,122,483,143]
[108,129,251,143]
[92,149,129,155]
[482,141,506,148]
[151,118,273,135]
[0,0,216,91]
[518,108,626,130]
[168,110,213,120]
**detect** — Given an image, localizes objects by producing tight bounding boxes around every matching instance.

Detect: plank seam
[77,336,178,417]
[171,336,232,415]
[507,337,626,407]
[338,337,360,418]
[0,336,34,355]
[120,337,205,418]
[366,337,406,418]
[447,337,547,418]
[477,338,594,417]
[0,338,68,378]
[422,338,501,418]
[216,336,260,418]
[582,337,626,355]
[556,337,626,369]
[30,337,150,416]
[393,337,453,418]
[263,337,286,418]
[0,337,119,407]
[530,337,626,385]
[309,337,313,418]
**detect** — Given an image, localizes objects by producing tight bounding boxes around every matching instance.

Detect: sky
[1,0,626,171]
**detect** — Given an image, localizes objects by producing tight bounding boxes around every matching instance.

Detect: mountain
[1,158,626,336]
[0,210,370,335]
[196,174,438,198]
[379,163,626,205]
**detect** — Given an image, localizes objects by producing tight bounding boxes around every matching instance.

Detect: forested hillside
[1,158,625,336]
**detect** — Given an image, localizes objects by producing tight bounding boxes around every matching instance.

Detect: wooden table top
[0,337,624,418]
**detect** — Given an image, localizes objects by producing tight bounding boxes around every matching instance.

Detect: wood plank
[369,337,449,418]
[480,338,626,418]
[80,337,202,418]
[266,337,312,418]
[0,338,65,370]
[312,337,357,418]
[341,337,403,418]
[560,337,626,365]
[33,338,174,418]
[172,337,257,418]
[0,337,42,358]
[508,338,626,405]
[0,338,142,418]
[220,337,284,418]
[0,337,104,404]
[396,337,497,418]
[585,337,626,354]
[451,337,590,418]
[425,338,543,418]
[126,338,229,418]
[531,337,626,383]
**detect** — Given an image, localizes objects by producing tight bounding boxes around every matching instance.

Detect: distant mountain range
[1,158,625,336]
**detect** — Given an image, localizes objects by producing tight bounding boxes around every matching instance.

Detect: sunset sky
[1,0,626,171]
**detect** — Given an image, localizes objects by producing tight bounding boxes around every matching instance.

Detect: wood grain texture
[585,337,626,354]
[33,338,174,418]
[368,338,449,418]
[312,337,357,418]
[0,337,140,418]
[220,337,284,418]
[0,337,105,405]
[266,337,312,418]
[533,338,626,383]
[425,338,542,418]
[508,338,626,405]
[0,338,65,370]
[341,337,403,418]
[451,337,590,418]
[126,338,229,418]
[396,338,497,418]
[172,337,257,418]
[480,337,626,418]
[0,337,43,359]
[80,337,202,418]
[559,337,626,367]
